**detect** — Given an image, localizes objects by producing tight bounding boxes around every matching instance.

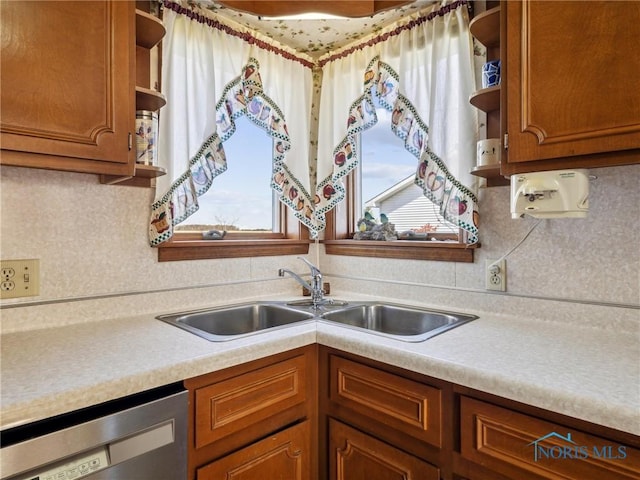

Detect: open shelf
[469,5,507,186]
[469,6,500,48]
[136,86,167,111]
[106,9,166,187]
[469,85,500,112]
[100,164,166,187]
[136,9,165,49]
[470,164,510,187]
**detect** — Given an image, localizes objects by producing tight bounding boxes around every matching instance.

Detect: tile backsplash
[1,163,638,331]
[322,164,640,307]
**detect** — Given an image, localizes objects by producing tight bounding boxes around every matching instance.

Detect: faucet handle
[297,256,320,275]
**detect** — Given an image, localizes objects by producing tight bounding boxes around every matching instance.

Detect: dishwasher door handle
[109,420,175,464]
[1,388,187,480]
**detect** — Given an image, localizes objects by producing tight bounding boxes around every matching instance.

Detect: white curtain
[314,1,479,243]
[149,3,315,245]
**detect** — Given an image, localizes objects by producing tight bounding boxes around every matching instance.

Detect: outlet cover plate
[486,259,506,292]
[1,259,40,299]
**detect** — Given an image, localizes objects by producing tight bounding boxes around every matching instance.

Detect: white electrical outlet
[486,259,506,292]
[0,259,40,299]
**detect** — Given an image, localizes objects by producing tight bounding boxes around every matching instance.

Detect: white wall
[1,163,638,331]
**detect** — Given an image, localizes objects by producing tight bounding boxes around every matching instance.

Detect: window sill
[323,240,476,262]
[157,239,310,262]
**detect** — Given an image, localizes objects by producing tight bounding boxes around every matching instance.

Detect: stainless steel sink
[319,302,477,342]
[158,300,477,343]
[156,302,316,341]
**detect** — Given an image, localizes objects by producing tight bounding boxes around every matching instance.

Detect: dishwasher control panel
[16,446,108,480]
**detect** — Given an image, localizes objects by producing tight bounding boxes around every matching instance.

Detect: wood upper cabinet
[0,1,135,176]
[502,0,640,175]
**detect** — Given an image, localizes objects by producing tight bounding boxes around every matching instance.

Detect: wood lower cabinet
[329,419,440,480]
[329,354,442,448]
[184,346,317,480]
[459,396,640,480]
[0,1,135,176]
[197,420,311,480]
[320,347,639,480]
[186,346,639,480]
[502,0,640,174]
[193,353,307,449]
[320,348,450,479]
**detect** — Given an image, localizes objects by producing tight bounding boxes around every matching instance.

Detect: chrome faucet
[278,257,325,308]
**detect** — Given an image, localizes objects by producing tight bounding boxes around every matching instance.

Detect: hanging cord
[490,218,543,268]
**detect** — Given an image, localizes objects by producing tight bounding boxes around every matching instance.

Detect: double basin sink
[157,300,477,343]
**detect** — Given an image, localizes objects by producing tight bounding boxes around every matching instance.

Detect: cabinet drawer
[197,420,310,480]
[329,419,440,480]
[329,355,441,448]
[460,396,640,480]
[195,354,307,449]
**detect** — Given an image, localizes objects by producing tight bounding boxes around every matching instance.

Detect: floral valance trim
[317,0,469,67]
[163,0,314,69]
[415,149,479,242]
[149,58,316,246]
[313,56,479,244]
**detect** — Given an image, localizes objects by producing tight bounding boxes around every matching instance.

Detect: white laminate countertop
[1,298,639,436]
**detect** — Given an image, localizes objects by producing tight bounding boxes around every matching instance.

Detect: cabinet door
[0,1,135,176]
[329,419,440,480]
[197,421,311,480]
[503,0,640,173]
[460,396,640,480]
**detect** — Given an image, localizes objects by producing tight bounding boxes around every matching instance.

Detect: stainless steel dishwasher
[0,383,187,480]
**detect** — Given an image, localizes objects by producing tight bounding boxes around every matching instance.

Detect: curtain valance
[314,0,479,243]
[150,0,479,245]
[149,2,315,245]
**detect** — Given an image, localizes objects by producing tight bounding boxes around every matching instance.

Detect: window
[158,116,309,262]
[156,0,475,262]
[174,116,279,235]
[359,92,460,238]
[323,169,475,263]
[153,6,316,262]
[322,94,475,263]
[314,1,478,263]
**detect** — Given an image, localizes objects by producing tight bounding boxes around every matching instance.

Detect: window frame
[322,169,476,263]
[158,163,477,263]
[156,106,312,262]
[321,73,478,263]
[157,201,309,262]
